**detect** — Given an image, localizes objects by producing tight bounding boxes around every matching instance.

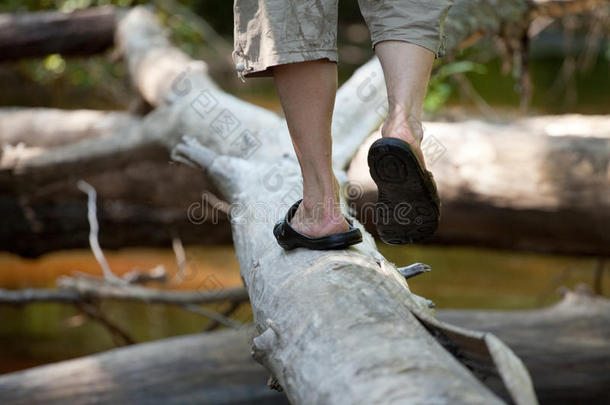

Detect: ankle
[302,173,341,208]
[301,195,342,219]
[381,109,423,147]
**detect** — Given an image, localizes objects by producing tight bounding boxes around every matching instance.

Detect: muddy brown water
[1,244,607,374]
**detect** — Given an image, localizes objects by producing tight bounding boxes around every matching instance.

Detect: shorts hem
[371,36,441,57]
[239,50,339,79]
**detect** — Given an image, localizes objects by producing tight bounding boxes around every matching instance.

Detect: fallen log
[0,189,232,257]
[0,290,606,405]
[0,277,249,306]
[0,108,138,148]
[0,326,290,405]
[0,159,232,258]
[0,6,120,61]
[438,288,610,405]
[0,108,231,257]
[115,6,538,405]
[1,1,606,257]
[347,115,610,256]
[3,0,603,400]
[2,109,610,256]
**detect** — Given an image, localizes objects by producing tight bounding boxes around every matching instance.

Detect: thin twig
[577,7,605,72]
[123,265,168,284]
[0,280,249,305]
[170,235,188,285]
[182,303,243,329]
[593,258,605,295]
[76,180,125,285]
[452,73,500,120]
[75,300,135,346]
[203,301,243,331]
[519,33,532,112]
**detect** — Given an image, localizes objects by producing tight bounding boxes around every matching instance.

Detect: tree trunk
[347,116,610,256]
[4,0,603,401]
[2,110,609,256]
[0,108,139,148]
[0,108,231,257]
[438,289,610,405]
[113,6,539,405]
[0,326,290,405]
[0,6,119,61]
[0,185,232,258]
[2,0,606,258]
[1,290,605,405]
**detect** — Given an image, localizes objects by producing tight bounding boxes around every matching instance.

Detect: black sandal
[273,200,363,250]
[367,137,440,245]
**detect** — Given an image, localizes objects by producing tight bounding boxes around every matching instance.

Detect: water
[1,245,607,374]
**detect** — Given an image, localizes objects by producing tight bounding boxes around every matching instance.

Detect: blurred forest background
[0,0,608,385]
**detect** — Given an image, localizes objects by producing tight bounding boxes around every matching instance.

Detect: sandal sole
[367,138,440,245]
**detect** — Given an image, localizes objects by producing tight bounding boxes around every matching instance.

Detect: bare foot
[289,200,349,238]
[381,114,427,169]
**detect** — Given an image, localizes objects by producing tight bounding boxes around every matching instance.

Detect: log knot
[251,324,278,364]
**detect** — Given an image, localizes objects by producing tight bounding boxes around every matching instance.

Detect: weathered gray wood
[0,188,232,257]
[438,289,610,405]
[332,0,610,168]
[0,278,248,305]
[0,1,604,402]
[0,326,289,405]
[0,6,119,61]
[1,291,605,404]
[0,111,169,186]
[0,108,138,148]
[0,107,231,256]
[1,0,605,259]
[347,116,610,256]
[114,6,536,405]
[2,109,609,256]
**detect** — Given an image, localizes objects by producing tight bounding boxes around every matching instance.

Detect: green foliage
[157,9,207,58]
[424,61,487,114]
[26,54,123,88]
[2,1,607,113]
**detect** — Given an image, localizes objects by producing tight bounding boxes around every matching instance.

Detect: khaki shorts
[233,0,454,78]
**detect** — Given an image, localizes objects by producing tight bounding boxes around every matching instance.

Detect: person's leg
[272,59,349,238]
[375,41,435,168]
